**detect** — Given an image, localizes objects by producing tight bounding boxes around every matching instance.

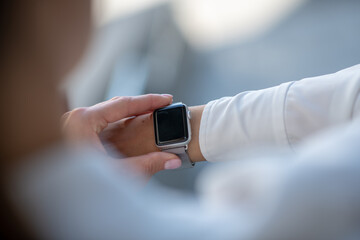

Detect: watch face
[154,104,189,146]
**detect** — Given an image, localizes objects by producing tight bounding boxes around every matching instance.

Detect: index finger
[91,94,173,124]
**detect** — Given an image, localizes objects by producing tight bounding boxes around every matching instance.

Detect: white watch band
[163,146,195,169]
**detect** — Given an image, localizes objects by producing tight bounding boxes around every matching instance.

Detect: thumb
[124,152,182,177]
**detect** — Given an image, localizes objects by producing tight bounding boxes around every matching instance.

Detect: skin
[101,105,207,162]
[62,94,184,176]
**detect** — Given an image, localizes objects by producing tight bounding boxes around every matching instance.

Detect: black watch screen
[154,103,189,146]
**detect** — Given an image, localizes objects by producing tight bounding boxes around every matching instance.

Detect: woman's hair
[0,1,15,52]
[0,2,35,239]
[0,1,33,59]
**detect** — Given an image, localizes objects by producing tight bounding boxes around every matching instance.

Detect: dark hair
[0,1,33,58]
[0,3,35,238]
[0,2,15,49]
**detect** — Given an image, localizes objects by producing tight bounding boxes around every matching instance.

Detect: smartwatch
[153,102,195,168]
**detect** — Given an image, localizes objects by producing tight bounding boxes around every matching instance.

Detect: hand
[101,105,207,163]
[62,94,183,177]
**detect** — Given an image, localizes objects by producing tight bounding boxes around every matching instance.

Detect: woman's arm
[102,65,360,163]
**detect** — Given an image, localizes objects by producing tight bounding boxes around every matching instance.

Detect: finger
[124,152,181,176]
[90,94,173,124]
[61,111,71,121]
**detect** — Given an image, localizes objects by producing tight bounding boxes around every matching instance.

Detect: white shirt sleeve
[199,64,360,162]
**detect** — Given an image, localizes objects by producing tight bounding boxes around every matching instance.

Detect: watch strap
[163,147,195,169]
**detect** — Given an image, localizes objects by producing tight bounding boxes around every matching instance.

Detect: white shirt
[200,64,360,162]
[9,65,360,240]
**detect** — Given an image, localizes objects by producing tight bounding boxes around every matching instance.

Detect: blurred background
[65,0,360,192]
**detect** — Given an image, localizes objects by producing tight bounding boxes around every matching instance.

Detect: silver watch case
[153,102,192,150]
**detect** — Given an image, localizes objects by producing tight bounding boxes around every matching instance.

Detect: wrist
[187,105,206,162]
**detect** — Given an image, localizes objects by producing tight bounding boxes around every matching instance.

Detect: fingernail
[161,94,173,98]
[164,159,182,170]
[161,94,173,104]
